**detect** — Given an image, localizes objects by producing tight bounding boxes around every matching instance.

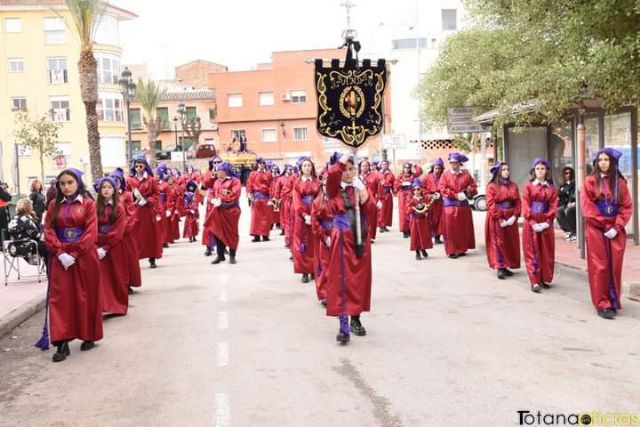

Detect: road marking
[217,343,229,367]
[219,289,228,303]
[218,312,229,330]
[214,393,231,427]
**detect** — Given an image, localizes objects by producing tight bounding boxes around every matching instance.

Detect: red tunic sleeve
[98,203,126,251]
[486,183,500,219]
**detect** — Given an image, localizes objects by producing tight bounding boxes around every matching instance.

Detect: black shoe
[597,309,615,319]
[434,236,442,244]
[80,341,95,351]
[320,299,327,307]
[503,268,514,277]
[211,256,226,264]
[458,252,467,257]
[52,341,70,363]
[421,250,428,258]
[379,227,385,233]
[252,236,260,242]
[415,251,422,260]
[204,248,212,257]
[149,258,157,269]
[611,308,618,316]
[163,243,169,248]
[448,253,459,259]
[497,269,506,280]
[280,230,285,236]
[383,227,390,232]
[403,231,410,238]
[229,256,236,265]
[128,287,134,295]
[350,316,367,336]
[301,274,310,283]
[542,282,552,289]
[336,332,350,344]
[531,283,542,293]
[262,236,270,241]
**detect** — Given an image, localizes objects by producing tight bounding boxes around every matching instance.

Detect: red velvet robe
[269,175,281,226]
[439,170,477,255]
[120,190,141,287]
[421,172,445,237]
[360,171,380,241]
[205,177,242,249]
[325,163,374,317]
[127,175,163,259]
[395,173,414,233]
[169,184,181,241]
[581,175,633,310]
[292,177,320,274]
[521,181,558,285]
[311,191,332,301]
[247,170,273,237]
[97,202,128,314]
[157,181,175,245]
[406,195,433,251]
[377,170,394,227]
[485,181,521,270]
[280,175,296,246]
[201,171,217,247]
[182,197,200,239]
[44,196,103,343]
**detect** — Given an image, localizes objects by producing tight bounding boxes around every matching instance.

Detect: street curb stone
[0,294,45,340]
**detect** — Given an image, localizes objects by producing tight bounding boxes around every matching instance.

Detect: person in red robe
[272,166,288,236]
[581,148,633,319]
[311,175,332,306]
[206,162,242,264]
[358,160,380,242]
[155,164,174,247]
[292,158,321,283]
[44,168,103,362]
[439,152,477,258]
[407,180,433,260]
[485,161,521,279]
[110,168,141,292]
[377,160,394,232]
[325,153,374,344]
[127,157,163,268]
[521,158,558,293]
[182,181,200,242]
[395,162,414,238]
[280,166,296,248]
[201,156,222,256]
[247,158,273,242]
[169,172,183,242]
[421,158,445,244]
[94,177,128,315]
[268,164,281,230]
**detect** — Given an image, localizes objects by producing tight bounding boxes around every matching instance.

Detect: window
[129,108,142,129]
[186,106,197,120]
[157,107,170,129]
[293,127,308,141]
[95,52,121,84]
[391,38,427,50]
[209,108,217,121]
[130,140,142,154]
[291,90,306,104]
[11,97,27,112]
[262,128,277,143]
[442,9,457,31]
[47,57,68,84]
[228,93,242,108]
[4,18,22,33]
[50,96,70,122]
[44,17,65,44]
[259,91,274,106]
[8,58,24,73]
[98,92,123,122]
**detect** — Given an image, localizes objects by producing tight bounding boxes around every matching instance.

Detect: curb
[0,293,46,340]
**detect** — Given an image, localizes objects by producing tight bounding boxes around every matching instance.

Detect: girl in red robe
[94,177,128,315]
[358,160,380,242]
[439,152,477,258]
[406,180,433,260]
[521,158,558,293]
[421,158,445,244]
[182,181,200,242]
[280,166,296,248]
[206,162,242,264]
[581,148,633,319]
[485,162,521,279]
[377,160,394,232]
[202,156,221,256]
[311,176,332,305]
[44,168,103,362]
[269,164,281,230]
[156,165,174,247]
[110,168,141,291]
[395,162,414,238]
[247,158,274,242]
[292,158,321,283]
[127,158,163,268]
[325,153,374,344]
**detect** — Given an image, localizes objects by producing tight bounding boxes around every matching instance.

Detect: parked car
[195,143,217,159]
[155,144,182,160]
[472,185,487,211]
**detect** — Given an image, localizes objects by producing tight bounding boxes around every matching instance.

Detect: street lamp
[173,116,179,147]
[177,101,187,172]
[119,67,137,164]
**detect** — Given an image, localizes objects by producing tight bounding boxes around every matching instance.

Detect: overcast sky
[111,0,427,78]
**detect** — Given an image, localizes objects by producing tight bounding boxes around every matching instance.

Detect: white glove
[325,236,331,247]
[58,253,75,270]
[267,200,273,206]
[431,192,441,201]
[210,198,217,205]
[97,247,107,260]
[213,198,222,207]
[604,228,618,239]
[165,210,172,218]
[138,198,148,206]
[505,216,516,227]
[190,210,195,214]
[532,222,548,232]
[456,192,467,201]
[539,222,549,231]
[499,219,509,228]
[304,214,312,225]
[155,215,162,222]
[376,200,383,209]
[352,177,366,191]
[133,188,142,200]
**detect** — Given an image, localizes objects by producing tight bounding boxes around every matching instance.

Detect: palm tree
[64,0,105,180]
[136,79,166,165]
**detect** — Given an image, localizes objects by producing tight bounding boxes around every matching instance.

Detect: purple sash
[497,201,515,210]
[321,219,333,231]
[220,201,239,209]
[302,195,315,206]
[530,201,549,214]
[596,200,618,217]
[383,187,392,194]
[98,224,111,234]
[443,199,469,208]
[56,227,83,243]
[253,192,269,201]
[159,192,167,203]
[333,213,350,231]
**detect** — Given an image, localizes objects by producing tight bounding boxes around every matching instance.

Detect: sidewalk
[0,261,46,339]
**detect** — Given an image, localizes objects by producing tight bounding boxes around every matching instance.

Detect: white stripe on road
[217,343,229,367]
[214,393,231,427]
[218,312,229,330]
[219,289,228,303]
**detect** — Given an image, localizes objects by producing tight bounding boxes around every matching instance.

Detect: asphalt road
[1,202,639,427]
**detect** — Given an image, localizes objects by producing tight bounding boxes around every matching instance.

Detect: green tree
[136,79,166,164]
[13,112,62,183]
